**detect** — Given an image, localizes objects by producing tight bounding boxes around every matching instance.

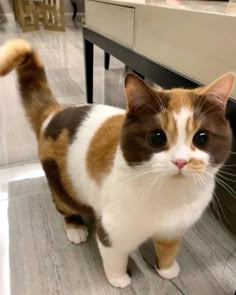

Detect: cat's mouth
[172,172,185,178]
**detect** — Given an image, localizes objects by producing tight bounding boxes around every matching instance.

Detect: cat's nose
[172,159,187,169]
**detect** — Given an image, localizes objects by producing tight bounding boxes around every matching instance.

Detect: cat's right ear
[201,72,236,107]
[124,73,158,114]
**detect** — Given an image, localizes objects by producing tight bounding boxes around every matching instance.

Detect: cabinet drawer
[86,1,134,48]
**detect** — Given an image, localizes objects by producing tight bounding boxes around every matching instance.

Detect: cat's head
[121,73,235,178]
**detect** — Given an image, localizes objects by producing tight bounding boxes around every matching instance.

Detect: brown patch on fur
[191,93,232,165]
[121,109,169,165]
[64,215,88,238]
[39,129,94,216]
[153,238,181,269]
[45,106,91,141]
[86,114,125,184]
[97,218,111,247]
[64,215,85,229]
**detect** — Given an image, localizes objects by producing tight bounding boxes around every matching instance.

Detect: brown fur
[86,114,125,184]
[18,56,61,137]
[40,129,93,216]
[153,238,181,269]
[45,106,91,141]
[96,218,112,247]
[64,215,87,232]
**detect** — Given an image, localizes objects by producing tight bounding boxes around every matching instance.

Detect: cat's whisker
[198,111,226,123]
[217,173,236,183]
[137,174,158,201]
[195,98,220,120]
[208,167,236,181]
[158,175,166,195]
[145,176,160,200]
[106,166,169,197]
[194,95,209,118]
[199,173,225,224]
[197,174,208,190]
[221,163,236,166]
[211,195,224,226]
[214,177,236,199]
[228,151,236,155]
[106,170,153,196]
[218,171,236,178]
[213,192,230,225]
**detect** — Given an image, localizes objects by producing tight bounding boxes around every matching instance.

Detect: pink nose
[172,159,187,169]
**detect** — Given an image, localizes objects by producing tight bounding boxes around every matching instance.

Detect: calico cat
[0,39,235,288]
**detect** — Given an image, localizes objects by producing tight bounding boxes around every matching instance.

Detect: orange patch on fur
[0,39,31,75]
[185,117,200,145]
[158,111,177,146]
[166,89,192,112]
[86,114,125,184]
[187,158,205,173]
[153,238,181,269]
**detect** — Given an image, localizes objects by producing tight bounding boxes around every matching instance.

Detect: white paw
[66,226,88,244]
[107,273,131,288]
[155,261,180,279]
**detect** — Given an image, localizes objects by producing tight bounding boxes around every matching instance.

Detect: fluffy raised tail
[0,39,61,137]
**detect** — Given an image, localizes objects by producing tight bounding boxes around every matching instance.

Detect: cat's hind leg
[41,159,92,244]
[64,215,88,244]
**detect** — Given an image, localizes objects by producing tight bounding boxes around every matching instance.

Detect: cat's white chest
[101,173,214,251]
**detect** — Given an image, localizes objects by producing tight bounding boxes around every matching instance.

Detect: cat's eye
[148,130,167,147]
[193,131,209,147]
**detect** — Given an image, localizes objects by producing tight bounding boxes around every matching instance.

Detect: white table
[85,0,236,99]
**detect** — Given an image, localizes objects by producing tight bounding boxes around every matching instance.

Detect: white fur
[155,261,180,279]
[66,104,217,288]
[41,112,56,133]
[65,226,88,244]
[67,104,125,215]
[97,239,131,288]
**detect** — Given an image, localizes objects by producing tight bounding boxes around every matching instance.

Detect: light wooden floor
[0,22,235,295]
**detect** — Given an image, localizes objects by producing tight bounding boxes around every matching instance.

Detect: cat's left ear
[124,73,158,114]
[203,72,236,107]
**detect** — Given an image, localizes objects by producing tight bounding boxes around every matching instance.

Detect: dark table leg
[71,0,77,20]
[104,52,110,70]
[83,37,94,104]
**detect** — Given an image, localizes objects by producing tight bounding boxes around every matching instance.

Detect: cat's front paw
[107,273,131,288]
[66,226,88,244]
[155,261,180,279]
